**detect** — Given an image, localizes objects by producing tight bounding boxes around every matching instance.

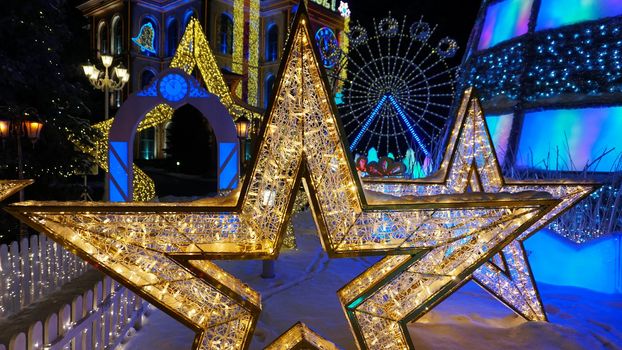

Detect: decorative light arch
[107,68,239,202]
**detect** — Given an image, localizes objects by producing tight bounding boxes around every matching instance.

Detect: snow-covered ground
[117,211,622,350]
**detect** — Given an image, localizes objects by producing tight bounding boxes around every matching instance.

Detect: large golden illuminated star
[341,92,597,348]
[8,4,563,350]
[0,180,33,201]
[362,90,596,323]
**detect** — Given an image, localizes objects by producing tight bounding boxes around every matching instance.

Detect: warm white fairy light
[7,6,594,350]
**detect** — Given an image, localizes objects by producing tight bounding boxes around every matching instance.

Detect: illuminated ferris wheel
[324,15,459,159]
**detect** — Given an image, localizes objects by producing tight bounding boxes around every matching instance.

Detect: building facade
[78,0,347,160]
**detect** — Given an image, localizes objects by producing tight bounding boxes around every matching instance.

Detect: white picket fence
[0,235,90,318]
[0,276,146,350]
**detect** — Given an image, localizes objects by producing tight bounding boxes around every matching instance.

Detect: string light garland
[466,14,622,104]
[8,5,593,349]
[248,0,260,106]
[360,89,596,331]
[70,19,261,201]
[232,0,244,99]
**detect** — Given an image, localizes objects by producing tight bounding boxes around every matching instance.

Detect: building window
[138,69,157,160]
[167,18,179,57]
[183,9,197,28]
[264,74,275,108]
[97,21,108,55]
[139,127,155,160]
[266,23,278,61]
[111,16,123,55]
[218,13,233,55]
[141,69,156,89]
[109,91,122,109]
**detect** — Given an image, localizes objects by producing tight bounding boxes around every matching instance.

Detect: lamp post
[235,114,251,175]
[82,55,130,120]
[0,107,43,236]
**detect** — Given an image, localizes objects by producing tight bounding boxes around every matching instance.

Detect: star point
[358,88,598,344]
[0,180,33,201]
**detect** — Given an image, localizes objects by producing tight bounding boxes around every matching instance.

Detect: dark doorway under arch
[137,104,218,197]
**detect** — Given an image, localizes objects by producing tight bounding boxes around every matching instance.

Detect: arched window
[141,69,156,89]
[111,16,123,55]
[114,91,122,108]
[166,18,179,57]
[183,9,198,28]
[266,23,278,61]
[97,21,108,55]
[138,68,157,160]
[264,74,275,108]
[218,13,233,55]
[139,127,155,160]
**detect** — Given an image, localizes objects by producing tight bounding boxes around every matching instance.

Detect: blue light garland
[387,95,430,157]
[349,94,430,158]
[349,95,387,151]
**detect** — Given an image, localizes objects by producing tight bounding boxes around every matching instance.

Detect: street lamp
[235,114,251,175]
[82,55,130,120]
[0,107,43,235]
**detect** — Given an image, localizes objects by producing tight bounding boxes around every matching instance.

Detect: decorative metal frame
[342,90,597,348]
[6,3,594,350]
[361,88,597,323]
[265,322,340,350]
[0,180,33,201]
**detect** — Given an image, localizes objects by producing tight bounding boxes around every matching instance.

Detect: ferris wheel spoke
[348,48,384,84]
[407,79,455,94]
[405,61,454,90]
[339,15,456,159]
[346,99,378,117]
[394,21,437,83]
[401,101,449,127]
[399,53,439,89]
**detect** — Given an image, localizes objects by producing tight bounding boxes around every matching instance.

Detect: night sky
[349,0,482,59]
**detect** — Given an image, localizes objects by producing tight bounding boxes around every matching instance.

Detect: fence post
[29,235,39,301]
[19,237,30,308]
[27,321,42,350]
[44,313,58,346]
[8,332,26,350]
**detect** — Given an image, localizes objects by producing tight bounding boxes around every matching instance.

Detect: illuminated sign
[310,0,338,12]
